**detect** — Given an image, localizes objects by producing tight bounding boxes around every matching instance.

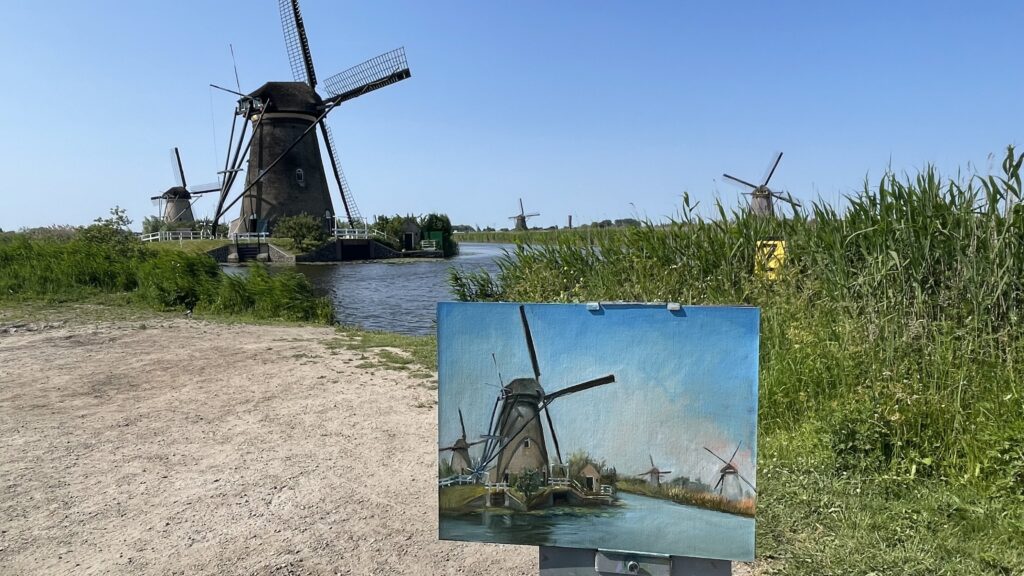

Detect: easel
[539,547,731,575]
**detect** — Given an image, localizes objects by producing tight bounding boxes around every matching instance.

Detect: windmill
[637,454,672,487]
[508,199,539,231]
[704,442,757,496]
[722,152,801,217]
[150,148,221,225]
[439,408,487,475]
[475,305,616,484]
[211,0,411,235]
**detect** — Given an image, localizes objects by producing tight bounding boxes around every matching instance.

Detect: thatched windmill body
[509,199,539,231]
[212,0,411,235]
[704,442,757,497]
[439,409,486,474]
[637,454,672,487]
[474,306,616,484]
[151,148,220,225]
[723,152,801,217]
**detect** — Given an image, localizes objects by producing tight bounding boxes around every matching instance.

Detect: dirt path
[0,316,535,575]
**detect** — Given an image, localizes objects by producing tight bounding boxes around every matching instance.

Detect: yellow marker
[755,240,786,280]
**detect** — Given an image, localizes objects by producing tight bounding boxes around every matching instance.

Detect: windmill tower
[213,0,411,235]
[723,152,801,217]
[704,442,757,497]
[509,199,539,231]
[151,148,220,225]
[637,454,672,487]
[439,409,486,474]
[476,305,616,483]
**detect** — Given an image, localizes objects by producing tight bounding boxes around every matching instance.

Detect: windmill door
[403,233,414,250]
[586,476,595,492]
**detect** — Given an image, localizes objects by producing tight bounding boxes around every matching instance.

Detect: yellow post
[755,240,786,280]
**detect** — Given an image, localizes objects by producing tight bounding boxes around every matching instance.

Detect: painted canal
[439,492,753,561]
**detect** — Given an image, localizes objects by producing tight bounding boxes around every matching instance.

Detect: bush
[273,213,326,252]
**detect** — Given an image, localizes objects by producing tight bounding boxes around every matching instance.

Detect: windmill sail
[279,0,317,87]
[321,48,411,106]
[318,121,362,224]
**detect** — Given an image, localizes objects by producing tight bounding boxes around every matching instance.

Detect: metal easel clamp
[595,549,672,575]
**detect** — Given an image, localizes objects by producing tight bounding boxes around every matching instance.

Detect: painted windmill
[637,454,672,487]
[704,442,757,496]
[508,199,539,231]
[151,148,220,225]
[212,0,411,235]
[439,409,487,475]
[723,152,801,217]
[474,305,616,483]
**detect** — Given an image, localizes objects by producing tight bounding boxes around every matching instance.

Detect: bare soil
[0,312,754,575]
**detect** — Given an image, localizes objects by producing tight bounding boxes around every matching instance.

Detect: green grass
[449,147,1024,574]
[323,326,437,374]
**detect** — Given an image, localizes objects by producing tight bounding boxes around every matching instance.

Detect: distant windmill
[723,152,801,217]
[704,442,757,496]
[150,148,220,225]
[212,0,412,235]
[509,199,539,231]
[475,305,616,483]
[637,454,672,487]
[439,408,486,475]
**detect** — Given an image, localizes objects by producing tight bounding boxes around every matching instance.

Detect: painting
[437,302,760,561]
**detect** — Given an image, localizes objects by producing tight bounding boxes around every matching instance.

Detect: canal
[295,242,511,335]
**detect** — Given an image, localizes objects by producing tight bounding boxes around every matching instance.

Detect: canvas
[437,302,760,561]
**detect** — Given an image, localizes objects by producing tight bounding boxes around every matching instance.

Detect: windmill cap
[247,82,322,115]
[504,377,543,398]
[161,186,191,199]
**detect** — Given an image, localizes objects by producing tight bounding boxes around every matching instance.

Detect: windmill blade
[439,445,456,453]
[318,121,361,225]
[279,0,317,87]
[736,472,758,494]
[714,474,725,491]
[543,407,563,465]
[728,441,742,464]
[321,47,411,107]
[659,470,672,475]
[188,182,222,195]
[770,190,802,208]
[519,305,541,381]
[170,148,185,188]
[519,198,525,216]
[543,374,616,403]
[467,438,488,447]
[524,213,540,217]
[704,446,732,467]
[723,173,758,190]
[650,454,655,469]
[762,152,783,187]
[458,408,467,440]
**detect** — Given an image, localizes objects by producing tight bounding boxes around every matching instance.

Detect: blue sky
[438,303,759,494]
[1,1,1020,231]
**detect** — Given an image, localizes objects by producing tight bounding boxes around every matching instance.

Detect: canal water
[295,242,512,335]
[439,492,753,561]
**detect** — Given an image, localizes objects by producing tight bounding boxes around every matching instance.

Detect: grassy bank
[0,228,333,324]
[450,149,1024,574]
[615,479,756,517]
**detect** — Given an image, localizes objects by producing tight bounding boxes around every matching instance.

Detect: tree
[273,213,326,251]
[514,469,543,504]
[79,206,139,251]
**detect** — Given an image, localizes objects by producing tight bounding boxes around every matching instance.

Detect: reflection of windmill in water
[473,305,616,484]
[722,152,801,217]
[508,199,539,231]
[637,454,671,487]
[704,442,757,497]
[151,148,221,225]
[211,0,412,235]
[439,409,487,475]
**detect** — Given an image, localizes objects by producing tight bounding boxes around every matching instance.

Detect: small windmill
[704,442,757,496]
[475,305,616,484]
[637,454,672,487]
[150,148,220,225]
[439,408,487,475]
[723,152,801,217]
[509,199,540,231]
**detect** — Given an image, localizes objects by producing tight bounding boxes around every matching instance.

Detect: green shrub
[273,213,326,251]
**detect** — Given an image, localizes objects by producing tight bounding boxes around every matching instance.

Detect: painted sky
[1,1,1021,231]
[438,303,759,493]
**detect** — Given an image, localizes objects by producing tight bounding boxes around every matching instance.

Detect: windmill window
[295,169,305,186]
[524,439,531,448]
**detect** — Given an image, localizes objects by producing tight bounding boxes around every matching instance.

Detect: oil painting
[437,302,760,561]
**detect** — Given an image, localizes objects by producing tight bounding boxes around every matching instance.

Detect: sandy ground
[0,312,754,575]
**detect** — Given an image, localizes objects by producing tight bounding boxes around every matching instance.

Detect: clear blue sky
[438,303,759,494]
[1,1,1020,231]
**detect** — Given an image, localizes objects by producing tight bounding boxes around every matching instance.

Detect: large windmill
[637,454,672,487]
[212,0,411,235]
[151,148,220,225]
[473,305,616,484]
[723,152,801,217]
[439,408,487,475]
[508,199,539,231]
[704,442,757,496]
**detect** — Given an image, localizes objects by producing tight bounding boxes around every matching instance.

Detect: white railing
[332,227,392,242]
[438,475,476,487]
[140,230,219,243]
[421,239,439,250]
[484,482,509,491]
[230,232,270,242]
[600,484,614,496]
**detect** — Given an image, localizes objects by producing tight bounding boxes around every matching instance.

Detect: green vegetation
[450,148,1024,574]
[272,213,327,251]
[615,478,755,517]
[372,213,460,257]
[0,208,333,324]
[322,327,437,374]
[438,484,487,513]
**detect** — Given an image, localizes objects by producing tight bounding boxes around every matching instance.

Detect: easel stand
[539,547,731,576]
